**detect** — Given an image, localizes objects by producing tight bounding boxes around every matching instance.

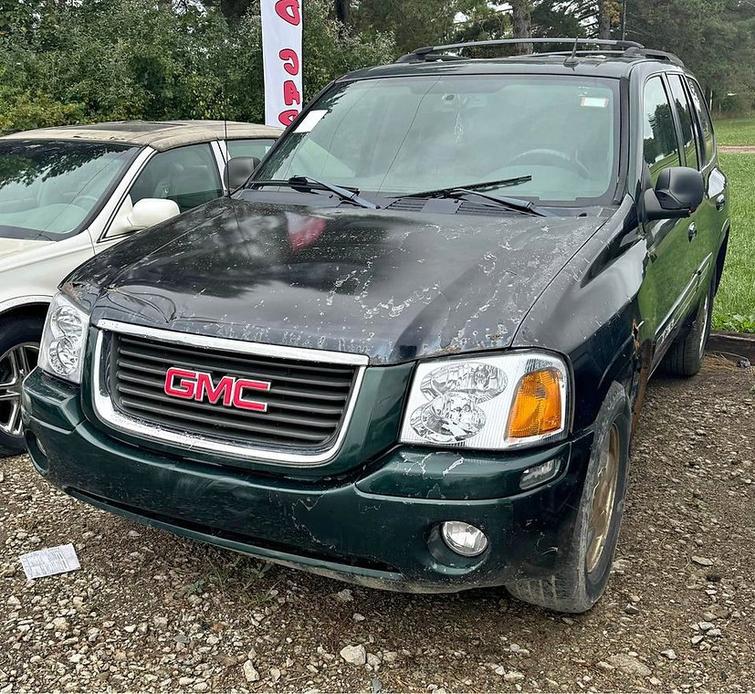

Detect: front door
[637,74,699,368]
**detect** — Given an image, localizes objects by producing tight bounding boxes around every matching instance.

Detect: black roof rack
[396,38,684,67]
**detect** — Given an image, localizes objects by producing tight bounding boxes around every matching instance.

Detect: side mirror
[643,166,705,222]
[224,156,260,190]
[126,198,180,232]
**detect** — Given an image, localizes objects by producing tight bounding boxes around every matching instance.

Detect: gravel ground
[1,357,754,693]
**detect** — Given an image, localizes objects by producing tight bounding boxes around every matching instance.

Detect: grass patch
[713,152,755,333]
[714,117,755,146]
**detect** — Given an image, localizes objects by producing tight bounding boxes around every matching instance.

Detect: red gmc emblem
[164,367,271,412]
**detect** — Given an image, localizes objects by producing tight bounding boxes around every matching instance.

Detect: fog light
[440,521,488,557]
[520,458,560,490]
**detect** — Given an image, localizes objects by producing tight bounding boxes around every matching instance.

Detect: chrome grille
[92,321,367,465]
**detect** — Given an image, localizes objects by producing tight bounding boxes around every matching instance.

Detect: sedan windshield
[255,75,620,205]
[0,140,138,239]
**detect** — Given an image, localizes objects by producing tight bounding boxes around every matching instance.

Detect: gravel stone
[340,645,367,666]
[607,654,651,678]
[242,660,260,682]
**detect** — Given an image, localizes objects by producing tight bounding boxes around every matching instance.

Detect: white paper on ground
[20,543,80,580]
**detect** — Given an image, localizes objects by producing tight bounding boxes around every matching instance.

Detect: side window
[642,76,681,183]
[227,139,276,160]
[686,78,715,166]
[667,75,699,169]
[130,143,222,213]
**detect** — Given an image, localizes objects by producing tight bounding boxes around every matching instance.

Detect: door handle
[715,194,726,211]
[688,222,698,241]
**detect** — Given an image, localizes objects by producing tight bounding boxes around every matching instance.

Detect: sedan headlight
[399,352,569,450]
[38,292,90,384]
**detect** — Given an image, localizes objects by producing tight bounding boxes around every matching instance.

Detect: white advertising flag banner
[261,0,303,128]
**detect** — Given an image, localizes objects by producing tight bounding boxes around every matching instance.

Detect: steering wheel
[70,194,99,209]
[508,148,591,179]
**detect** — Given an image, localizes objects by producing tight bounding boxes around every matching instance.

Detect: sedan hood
[70,197,607,365]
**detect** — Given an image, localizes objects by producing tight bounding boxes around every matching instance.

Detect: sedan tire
[0,317,41,457]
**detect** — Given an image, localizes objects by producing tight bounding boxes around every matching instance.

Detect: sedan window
[227,138,276,160]
[130,143,222,213]
[0,140,138,239]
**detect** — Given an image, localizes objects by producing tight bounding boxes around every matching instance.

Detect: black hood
[68,197,607,365]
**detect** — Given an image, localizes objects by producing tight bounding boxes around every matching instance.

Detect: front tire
[0,317,42,457]
[505,382,631,613]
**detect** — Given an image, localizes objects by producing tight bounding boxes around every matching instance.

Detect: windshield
[0,140,138,240]
[255,75,620,205]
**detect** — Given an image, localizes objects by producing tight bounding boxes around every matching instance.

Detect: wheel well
[714,230,729,293]
[0,303,50,326]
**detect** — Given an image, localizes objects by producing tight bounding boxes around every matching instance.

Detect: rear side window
[642,76,680,182]
[667,75,699,169]
[227,139,276,160]
[686,79,715,165]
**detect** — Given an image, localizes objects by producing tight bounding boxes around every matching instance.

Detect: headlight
[38,292,90,384]
[399,352,569,450]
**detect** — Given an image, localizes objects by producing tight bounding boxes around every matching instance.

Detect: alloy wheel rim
[698,294,710,359]
[0,342,39,437]
[585,424,620,574]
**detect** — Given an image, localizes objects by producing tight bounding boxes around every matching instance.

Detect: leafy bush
[0,0,395,133]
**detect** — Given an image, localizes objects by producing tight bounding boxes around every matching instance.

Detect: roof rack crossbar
[622,46,685,67]
[396,37,644,63]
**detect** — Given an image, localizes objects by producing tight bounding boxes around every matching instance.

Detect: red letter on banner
[275,0,301,25]
[278,109,299,126]
[283,80,301,106]
[279,48,300,76]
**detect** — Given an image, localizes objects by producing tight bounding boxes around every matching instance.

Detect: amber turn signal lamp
[507,367,563,440]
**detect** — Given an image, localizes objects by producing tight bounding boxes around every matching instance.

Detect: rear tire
[505,382,631,613]
[662,277,713,378]
[0,317,42,458]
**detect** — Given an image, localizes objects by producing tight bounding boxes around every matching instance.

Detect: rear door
[684,76,728,285]
[665,73,712,303]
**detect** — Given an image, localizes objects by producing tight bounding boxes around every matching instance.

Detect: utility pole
[621,0,628,41]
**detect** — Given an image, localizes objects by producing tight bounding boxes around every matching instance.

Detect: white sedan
[0,119,280,455]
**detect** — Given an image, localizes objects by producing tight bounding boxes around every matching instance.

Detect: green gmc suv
[21,39,729,612]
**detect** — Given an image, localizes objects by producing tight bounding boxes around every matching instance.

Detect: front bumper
[22,369,594,593]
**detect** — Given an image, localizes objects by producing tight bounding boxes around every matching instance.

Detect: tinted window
[642,77,680,183]
[227,139,276,160]
[256,75,620,205]
[0,140,137,239]
[686,79,715,165]
[130,143,221,213]
[667,75,698,169]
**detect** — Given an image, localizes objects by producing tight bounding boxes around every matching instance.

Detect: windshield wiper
[395,176,547,217]
[401,175,533,198]
[249,176,378,209]
[449,188,548,217]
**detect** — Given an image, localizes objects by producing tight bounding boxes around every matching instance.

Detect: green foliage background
[0,0,395,133]
[0,0,753,133]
